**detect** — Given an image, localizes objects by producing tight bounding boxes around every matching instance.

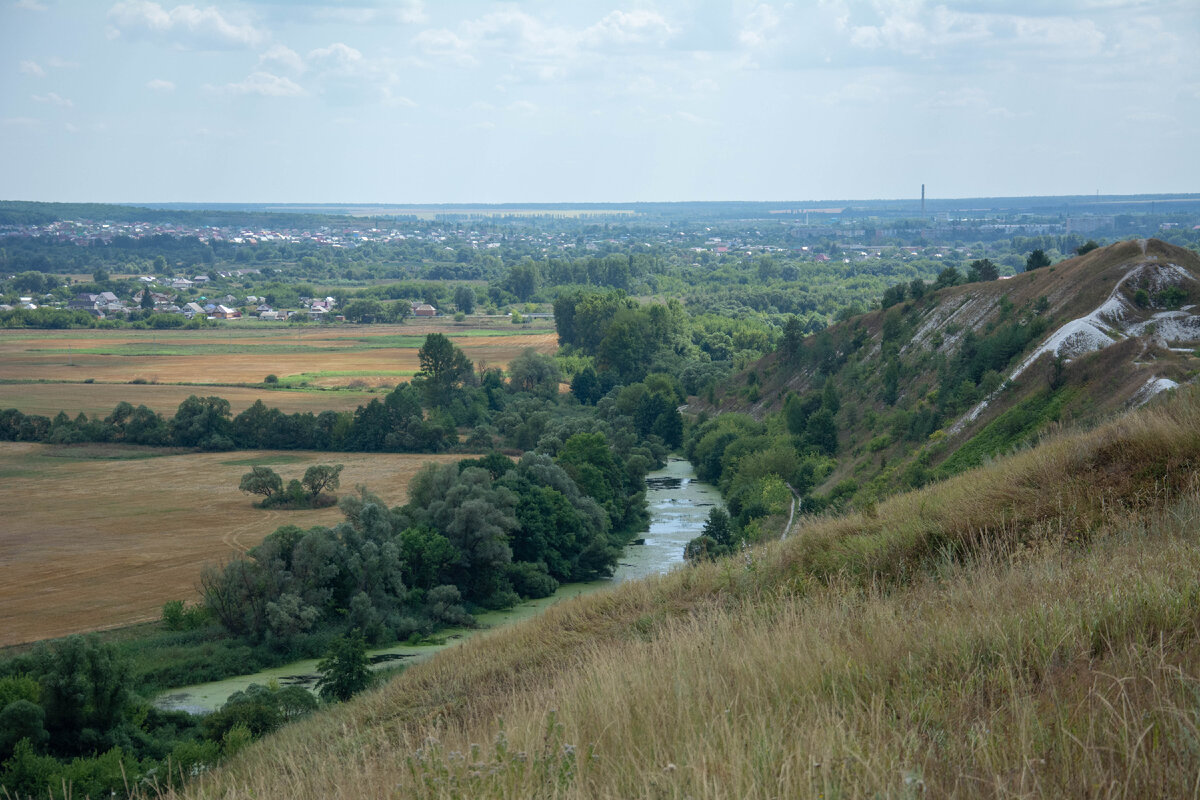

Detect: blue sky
[2,0,1197,203]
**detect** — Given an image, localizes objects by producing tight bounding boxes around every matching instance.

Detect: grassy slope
[163,385,1200,799]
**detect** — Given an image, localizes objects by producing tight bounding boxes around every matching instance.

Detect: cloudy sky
[2,0,1197,203]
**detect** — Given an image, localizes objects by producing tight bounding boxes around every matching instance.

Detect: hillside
[158,383,1200,799]
[704,238,1200,502]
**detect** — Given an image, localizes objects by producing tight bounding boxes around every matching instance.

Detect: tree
[315,631,372,702]
[453,285,475,314]
[239,466,283,502]
[570,365,602,405]
[301,463,343,499]
[506,348,561,397]
[934,266,963,289]
[702,507,734,549]
[341,298,385,323]
[416,333,473,404]
[1025,249,1052,271]
[505,261,539,301]
[1075,240,1101,256]
[967,258,999,282]
[170,395,233,449]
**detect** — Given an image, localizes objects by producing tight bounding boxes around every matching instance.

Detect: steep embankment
[706,238,1200,500]
[166,385,1200,799]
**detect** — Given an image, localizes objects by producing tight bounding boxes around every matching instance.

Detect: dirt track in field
[0,443,469,647]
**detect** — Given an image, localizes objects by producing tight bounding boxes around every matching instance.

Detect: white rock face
[951,258,1196,434]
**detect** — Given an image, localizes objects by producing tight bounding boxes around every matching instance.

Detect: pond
[154,457,721,714]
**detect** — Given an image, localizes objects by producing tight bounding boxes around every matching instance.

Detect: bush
[506,561,559,598]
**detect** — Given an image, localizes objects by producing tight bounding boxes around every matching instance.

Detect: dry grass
[0,321,558,415]
[157,387,1200,799]
[0,444,471,647]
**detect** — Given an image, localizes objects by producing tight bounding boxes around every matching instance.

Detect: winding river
[155,457,721,713]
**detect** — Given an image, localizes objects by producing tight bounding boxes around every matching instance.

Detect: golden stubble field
[0,443,471,648]
[0,319,558,417]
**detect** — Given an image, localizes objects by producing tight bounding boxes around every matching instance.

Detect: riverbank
[154,457,721,712]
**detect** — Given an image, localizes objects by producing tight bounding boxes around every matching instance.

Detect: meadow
[0,443,468,648]
[0,318,557,416]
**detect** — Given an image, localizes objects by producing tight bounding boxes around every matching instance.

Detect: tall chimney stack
[921,184,926,217]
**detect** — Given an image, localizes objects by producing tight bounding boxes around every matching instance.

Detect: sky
[1,0,1197,204]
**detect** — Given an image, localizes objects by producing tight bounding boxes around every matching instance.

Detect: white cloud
[584,9,675,47]
[413,7,680,84]
[259,43,303,73]
[2,116,40,127]
[309,0,426,26]
[107,0,265,49]
[308,42,364,76]
[381,87,416,108]
[738,4,781,50]
[32,91,72,107]
[146,78,175,91]
[412,27,475,66]
[225,71,304,97]
[393,0,426,25]
[14,0,47,10]
[507,100,537,113]
[19,60,45,77]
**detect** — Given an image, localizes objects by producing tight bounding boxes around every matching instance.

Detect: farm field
[0,382,379,417]
[0,319,557,417]
[0,442,470,648]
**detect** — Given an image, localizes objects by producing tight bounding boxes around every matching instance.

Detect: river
[154,457,720,713]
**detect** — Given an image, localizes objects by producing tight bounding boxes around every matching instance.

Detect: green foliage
[453,285,476,314]
[416,333,474,406]
[939,387,1076,476]
[967,258,1000,282]
[316,631,372,702]
[239,465,283,501]
[160,600,207,632]
[301,463,343,499]
[507,348,562,398]
[1025,248,1052,271]
[170,395,233,450]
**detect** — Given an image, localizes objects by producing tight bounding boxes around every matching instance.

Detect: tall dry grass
[161,387,1200,800]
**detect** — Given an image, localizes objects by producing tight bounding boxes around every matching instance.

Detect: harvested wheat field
[0,319,557,416]
[0,442,471,647]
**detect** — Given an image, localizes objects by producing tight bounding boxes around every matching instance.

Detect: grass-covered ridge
[162,387,1200,799]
